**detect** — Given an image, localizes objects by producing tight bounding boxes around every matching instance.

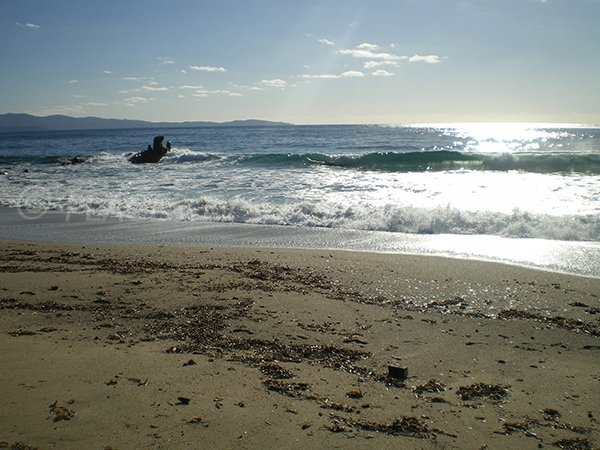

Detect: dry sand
[0,239,599,449]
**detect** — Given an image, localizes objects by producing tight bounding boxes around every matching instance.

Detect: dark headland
[0,113,292,133]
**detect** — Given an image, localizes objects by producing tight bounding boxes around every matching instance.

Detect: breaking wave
[3,149,600,174]
[9,194,599,242]
[160,199,600,241]
[233,150,600,174]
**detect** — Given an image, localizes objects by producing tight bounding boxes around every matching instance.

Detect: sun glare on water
[423,122,578,154]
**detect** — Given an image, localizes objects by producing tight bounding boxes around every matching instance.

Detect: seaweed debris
[456,383,508,402]
[498,309,599,336]
[329,415,442,439]
[258,363,295,379]
[48,401,75,422]
[551,437,593,450]
[0,443,43,450]
[263,379,312,398]
[413,379,446,396]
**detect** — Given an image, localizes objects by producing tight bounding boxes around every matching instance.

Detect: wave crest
[153,198,600,241]
[234,150,600,174]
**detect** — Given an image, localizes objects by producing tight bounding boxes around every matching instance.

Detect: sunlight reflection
[409,122,575,154]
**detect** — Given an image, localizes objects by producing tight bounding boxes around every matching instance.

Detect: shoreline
[1,239,599,449]
[1,207,600,279]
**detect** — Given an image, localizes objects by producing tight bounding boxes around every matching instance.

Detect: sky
[1,0,599,125]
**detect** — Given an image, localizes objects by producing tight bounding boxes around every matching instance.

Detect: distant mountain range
[0,113,292,132]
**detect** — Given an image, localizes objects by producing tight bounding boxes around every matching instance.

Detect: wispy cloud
[68,80,78,84]
[260,79,287,88]
[193,89,242,97]
[123,96,154,105]
[158,56,175,65]
[179,84,205,90]
[339,43,444,66]
[190,65,227,72]
[85,102,108,107]
[338,44,402,62]
[317,38,335,46]
[122,76,143,81]
[341,70,365,78]
[356,42,379,51]
[302,70,364,79]
[16,22,40,29]
[408,54,443,64]
[142,81,169,91]
[363,60,400,69]
[372,69,394,77]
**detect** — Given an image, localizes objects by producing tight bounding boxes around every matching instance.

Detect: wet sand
[0,239,599,449]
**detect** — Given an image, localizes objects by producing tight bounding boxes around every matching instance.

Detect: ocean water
[1,123,599,273]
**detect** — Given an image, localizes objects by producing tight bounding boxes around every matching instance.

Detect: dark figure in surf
[129,135,171,164]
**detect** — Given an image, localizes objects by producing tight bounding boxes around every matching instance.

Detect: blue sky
[1,0,599,124]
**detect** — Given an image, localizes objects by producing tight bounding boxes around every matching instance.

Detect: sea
[1,123,599,276]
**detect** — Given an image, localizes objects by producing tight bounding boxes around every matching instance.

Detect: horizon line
[1,112,598,129]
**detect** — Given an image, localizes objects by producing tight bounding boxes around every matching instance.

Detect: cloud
[179,84,204,89]
[193,89,242,97]
[142,86,169,92]
[302,70,364,79]
[123,96,154,105]
[104,70,112,75]
[302,74,340,79]
[260,79,287,88]
[341,70,365,78]
[363,60,399,69]
[158,56,175,65]
[16,22,40,29]
[317,38,335,46]
[68,80,78,84]
[338,44,401,62]
[339,43,445,66]
[85,102,108,107]
[122,76,142,81]
[142,82,169,91]
[357,42,379,51]
[408,54,443,63]
[372,69,394,77]
[190,65,227,72]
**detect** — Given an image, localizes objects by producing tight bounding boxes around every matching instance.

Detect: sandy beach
[1,239,599,449]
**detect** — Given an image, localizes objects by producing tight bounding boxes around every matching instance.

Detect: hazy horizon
[4,112,599,128]
[2,0,599,125]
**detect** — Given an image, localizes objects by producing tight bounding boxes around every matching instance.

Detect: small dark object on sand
[129,136,171,164]
[176,397,191,405]
[388,365,408,381]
